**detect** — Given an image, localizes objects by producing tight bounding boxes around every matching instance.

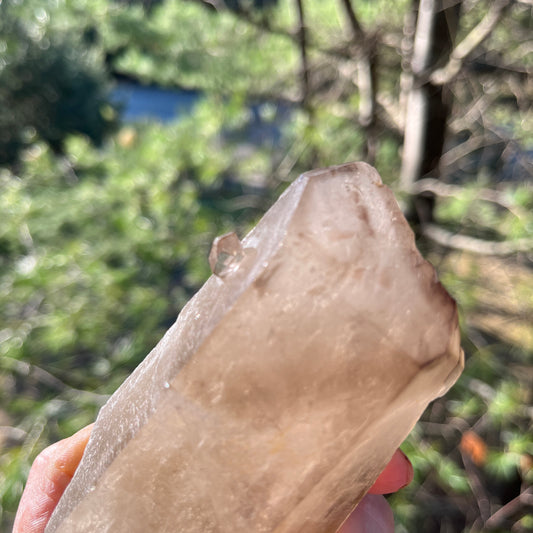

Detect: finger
[338,494,394,533]
[13,424,93,533]
[368,449,413,495]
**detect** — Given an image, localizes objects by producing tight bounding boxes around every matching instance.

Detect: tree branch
[355,45,376,131]
[192,0,225,10]
[186,0,356,62]
[448,90,500,134]
[460,450,492,524]
[186,0,297,41]
[439,134,504,170]
[338,0,377,160]
[430,0,513,85]
[338,0,364,39]
[3,357,110,405]
[399,2,417,129]
[187,0,399,134]
[400,0,460,190]
[484,488,533,529]
[0,426,28,447]
[410,177,527,219]
[295,0,311,107]
[472,57,533,76]
[421,223,533,256]
[375,95,403,135]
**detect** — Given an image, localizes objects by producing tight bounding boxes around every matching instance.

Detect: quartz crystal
[46,162,464,533]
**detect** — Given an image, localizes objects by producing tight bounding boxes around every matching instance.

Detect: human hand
[337,449,413,533]
[13,424,93,533]
[13,425,412,533]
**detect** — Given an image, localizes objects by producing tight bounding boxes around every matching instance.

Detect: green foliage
[0,97,278,526]
[0,0,117,166]
[110,2,298,92]
[435,182,533,245]
[0,97,273,382]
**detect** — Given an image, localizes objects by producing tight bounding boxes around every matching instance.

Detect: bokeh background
[0,0,532,531]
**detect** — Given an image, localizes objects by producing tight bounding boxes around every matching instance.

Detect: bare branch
[185,0,297,41]
[448,90,500,133]
[337,0,377,161]
[375,95,403,136]
[356,48,377,131]
[467,378,497,403]
[399,3,417,129]
[410,0,438,75]
[421,223,533,256]
[410,177,527,219]
[192,0,225,10]
[271,139,310,184]
[430,0,513,85]
[187,0,401,123]
[0,426,28,447]
[507,72,533,112]
[187,0,352,63]
[338,0,364,39]
[295,0,310,107]
[3,357,110,405]
[439,135,503,169]
[400,0,461,190]
[460,450,492,523]
[474,57,533,76]
[484,488,533,529]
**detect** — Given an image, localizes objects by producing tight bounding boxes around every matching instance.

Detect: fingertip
[368,449,413,495]
[13,424,94,533]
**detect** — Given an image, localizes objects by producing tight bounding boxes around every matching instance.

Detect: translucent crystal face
[208,232,245,277]
[46,162,463,533]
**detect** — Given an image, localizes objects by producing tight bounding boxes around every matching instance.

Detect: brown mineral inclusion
[46,162,464,533]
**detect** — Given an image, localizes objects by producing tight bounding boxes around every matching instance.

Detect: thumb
[13,424,93,533]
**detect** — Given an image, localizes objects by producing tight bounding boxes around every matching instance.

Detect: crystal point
[45,162,463,533]
[208,231,244,277]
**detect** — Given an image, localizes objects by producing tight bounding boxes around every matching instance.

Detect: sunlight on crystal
[208,232,244,278]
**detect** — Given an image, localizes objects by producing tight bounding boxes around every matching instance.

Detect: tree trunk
[400,0,461,224]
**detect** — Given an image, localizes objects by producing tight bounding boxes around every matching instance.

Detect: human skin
[13,425,412,533]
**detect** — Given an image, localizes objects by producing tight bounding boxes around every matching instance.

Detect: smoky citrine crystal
[46,162,463,533]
